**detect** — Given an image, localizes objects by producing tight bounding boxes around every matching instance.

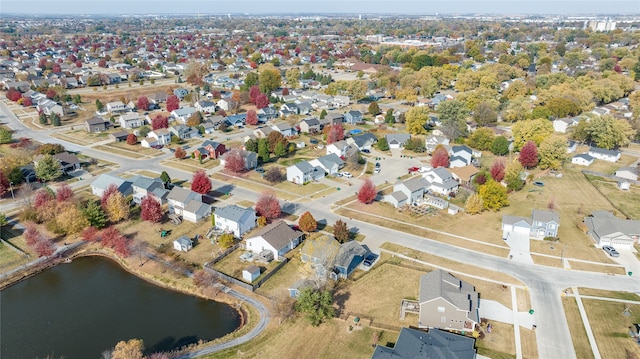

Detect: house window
[548,224,555,229]
[441,317,446,322]
[437,306,445,313]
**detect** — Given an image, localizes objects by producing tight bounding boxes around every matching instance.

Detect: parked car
[255,167,265,173]
[341,172,353,178]
[408,166,420,173]
[363,253,378,267]
[602,245,620,257]
[334,172,342,177]
[361,149,370,154]
[533,181,545,187]
[151,144,163,149]
[309,138,319,144]
[375,162,380,168]
[374,168,381,174]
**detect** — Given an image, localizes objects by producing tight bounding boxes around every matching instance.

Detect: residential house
[167,186,211,223]
[170,124,200,140]
[148,92,168,106]
[417,269,479,331]
[449,145,473,168]
[385,177,429,208]
[299,117,321,134]
[286,161,325,184]
[170,107,197,123]
[147,129,172,146]
[225,114,246,127]
[567,140,578,154]
[344,110,364,125]
[588,147,621,163]
[253,126,273,139]
[91,174,132,197]
[346,133,378,151]
[201,121,216,135]
[309,153,344,175]
[258,106,278,121]
[615,166,639,181]
[425,134,450,153]
[502,209,560,241]
[422,168,459,196]
[106,101,126,113]
[244,220,304,260]
[326,140,354,158]
[195,100,217,114]
[553,117,579,133]
[213,205,256,238]
[332,95,350,108]
[272,122,297,137]
[37,99,64,117]
[386,133,411,149]
[173,236,193,252]
[33,152,81,175]
[280,103,300,116]
[571,154,594,166]
[110,130,130,142]
[323,113,345,127]
[448,165,479,186]
[85,116,108,133]
[220,150,258,170]
[371,327,477,359]
[584,211,640,249]
[130,175,168,205]
[300,235,341,278]
[216,99,230,111]
[194,140,226,159]
[334,241,368,279]
[173,88,189,99]
[118,113,144,129]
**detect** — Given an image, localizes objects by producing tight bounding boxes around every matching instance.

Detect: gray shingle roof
[419,269,479,322]
[215,205,254,223]
[531,209,559,223]
[334,240,368,269]
[248,220,302,250]
[371,327,477,359]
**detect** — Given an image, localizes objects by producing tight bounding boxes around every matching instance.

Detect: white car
[341,172,353,178]
[374,168,381,174]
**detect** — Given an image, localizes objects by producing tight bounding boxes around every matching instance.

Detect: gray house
[85,116,108,133]
[386,133,411,149]
[286,161,325,184]
[385,177,428,207]
[584,211,640,250]
[309,153,345,175]
[344,110,364,125]
[91,174,132,197]
[214,205,257,238]
[300,235,341,278]
[502,209,560,241]
[418,269,479,332]
[371,327,477,359]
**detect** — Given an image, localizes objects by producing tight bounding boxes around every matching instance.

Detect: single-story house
[588,147,621,163]
[386,133,411,149]
[245,220,304,260]
[346,133,378,151]
[173,236,193,252]
[219,150,258,171]
[91,174,133,197]
[334,241,368,279]
[33,152,81,174]
[615,166,639,181]
[584,211,640,250]
[571,154,594,167]
[214,205,257,238]
[111,130,130,142]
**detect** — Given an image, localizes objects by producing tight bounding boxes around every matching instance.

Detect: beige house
[418,269,479,332]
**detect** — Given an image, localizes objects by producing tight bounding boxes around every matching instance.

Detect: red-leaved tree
[490,159,506,182]
[113,236,131,257]
[255,190,281,220]
[34,237,55,257]
[166,95,180,112]
[0,170,10,197]
[101,226,122,248]
[81,226,100,242]
[56,183,74,202]
[174,147,186,159]
[357,178,377,204]
[245,109,258,126]
[140,195,163,223]
[46,89,57,99]
[6,88,21,102]
[22,97,32,107]
[249,85,261,105]
[191,170,212,194]
[282,88,289,96]
[137,96,150,111]
[101,184,119,210]
[519,140,539,169]
[126,133,137,145]
[255,93,269,109]
[34,188,55,210]
[23,222,40,247]
[431,145,450,168]
[327,124,344,144]
[151,114,169,130]
[224,148,246,173]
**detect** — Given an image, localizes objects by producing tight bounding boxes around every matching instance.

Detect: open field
[586,177,640,220]
[568,260,626,275]
[107,141,164,157]
[0,245,29,271]
[94,144,147,159]
[583,298,640,359]
[161,157,219,173]
[50,129,111,146]
[562,295,595,359]
[577,288,640,301]
[520,327,538,359]
[475,321,516,359]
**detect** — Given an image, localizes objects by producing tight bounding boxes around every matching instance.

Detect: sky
[1,0,639,16]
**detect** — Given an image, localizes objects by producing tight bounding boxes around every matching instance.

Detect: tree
[479,180,509,211]
[258,63,281,94]
[95,99,104,112]
[246,109,258,125]
[473,101,498,126]
[111,339,144,359]
[81,226,100,242]
[504,161,524,192]
[0,171,10,198]
[55,183,73,202]
[404,138,426,153]
[267,131,287,152]
[166,95,180,112]
[160,171,171,188]
[50,113,61,127]
[437,100,469,139]
[298,211,317,232]
[191,170,212,194]
[405,106,429,135]
[255,93,269,109]
[151,114,169,130]
[265,167,284,183]
[6,88,22,101]
[36,143,66,155]
[518,141,539,169]
[34,236,55,257]
[512,118,554,150]
[0,213,7,241]
[174,147,186,159]
[431,145,450,168]
[126,133,137,145]
[538,136,568,170]
[57,202,89,235]
[490,159,506,182]
[249,86,261,104]
[465,193,484,214]
[467,127,495,151]
[295,287,335,326]
[0,128,11,144]
[101,226,123,247]
[187,111,203,127]
[136,96,150,111]
[327,124,344,144]
[285,68,301,88]
[274,141,287,158]
[39,112,49,125]
[333,219,349,243]
[368,101,380,115]
[218,233,235,249]
[35,154,62,182]
[357,179,377,204]
[141,195,163,223]
[491,136,509,156]
[224,148,246,173]
[258,138,270,163]
[586,115,635,150]
[255,191,281,220]
[193,269,217,288]
[245,138,258,153]
[320,109,327,119]
[105,192,130,223]
[377,137,389,151]
[384,109,395,124]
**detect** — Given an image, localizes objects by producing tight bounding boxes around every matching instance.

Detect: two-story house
[85,116,109,133]
[344,110,364,125]
[422,168,459,196]
[449,145,474,168]
[271,122,297,137]
[106,101,126,113]
[167,186,211,223]
[385,177,429,208]
[286,161,325,184]
[346,133,378,151]
[219,149,258,170]
[195,100,217,114]
[502,209,560,241]
[309,153,345,176]
[326,140,353,158]
[170,107,197,123]
[118,113,144,129]
[213,205,256,238]
[194,140,226,159]
[130,175,169,205]
[147,129,172,146]
[299,117,321,134]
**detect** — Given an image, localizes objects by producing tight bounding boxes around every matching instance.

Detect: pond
[1,256,241,359]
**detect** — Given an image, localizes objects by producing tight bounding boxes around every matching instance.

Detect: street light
[9,182,14,200]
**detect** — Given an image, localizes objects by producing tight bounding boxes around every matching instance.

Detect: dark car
[255,167,265,173]
[375,162,380,168]
[361,149,370,154]
[363,253,377,267]
[151,144,163,149]
[309,138,319,144]
[533,181,545,187]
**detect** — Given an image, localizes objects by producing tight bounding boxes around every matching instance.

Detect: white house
[106,101,126,113]
[90,174,132,197]
[173,236,193,252]
[385,177,429,208]
[422,168,459,196]
[326,140,353,157]
[214,205,256,238]
[147,129,172,145]
[286,161,325,184]
[195,100,217,114]
[552,117,578,133]
[170,107,197,123]
[245,220,304,260]
[118,113,144,129]
[449,145,473,168]
[571,154,594,167]
[167,186,211,223]
[588,147,621,163]
[386,133,411,149]
[615,167,639,181]
[425,134,450,153]
[309,154,344,175]
[502,209,560,241]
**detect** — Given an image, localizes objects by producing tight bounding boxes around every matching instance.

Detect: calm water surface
[1,256,240,359]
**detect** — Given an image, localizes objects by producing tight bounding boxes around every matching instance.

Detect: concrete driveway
[479,299,536,329]
[609,248,640,277]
